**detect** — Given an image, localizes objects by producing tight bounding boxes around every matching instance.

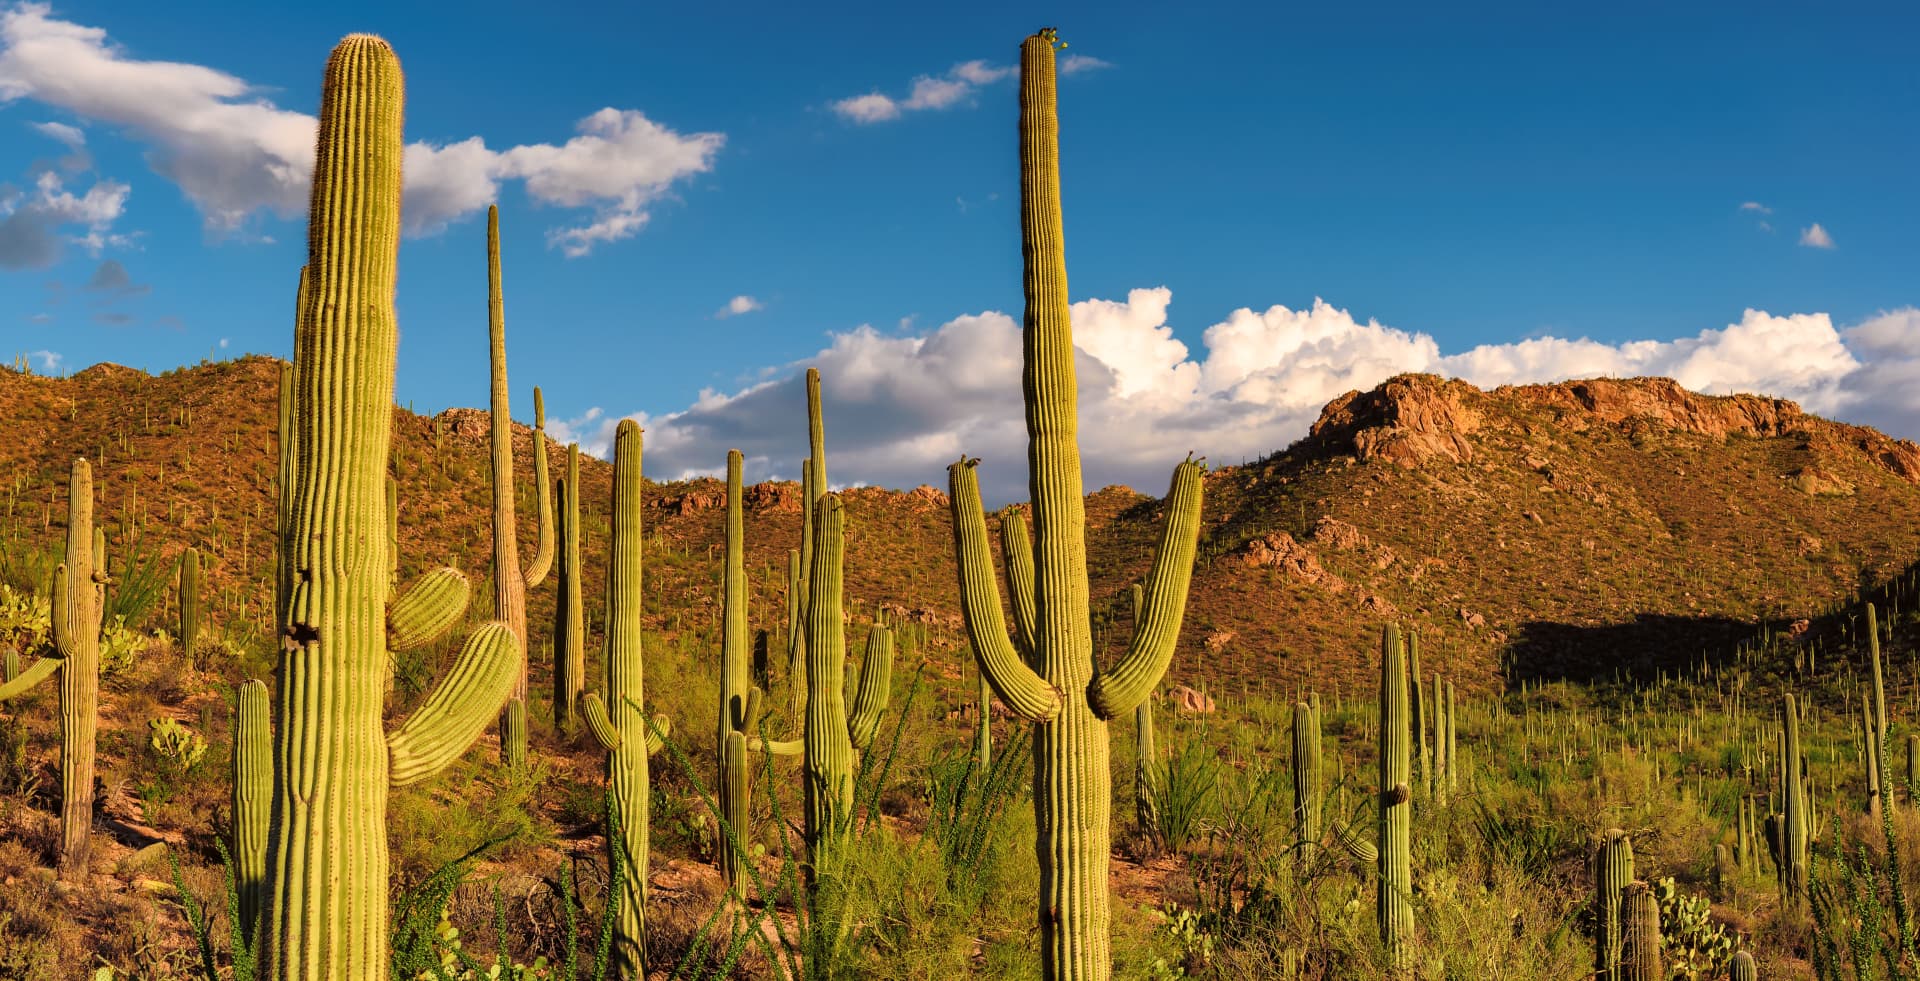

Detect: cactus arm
[846,623,894,751]
[999,508,1038,659]
[1087,457,1204,719]
[522,386,555,588]
[749,736,806,756]
[644,714,671,757]
[0,655,61,701]
[581,691,621,751]
[387,623,520,787]
[386,567,471,652]
[946,459,1062,722]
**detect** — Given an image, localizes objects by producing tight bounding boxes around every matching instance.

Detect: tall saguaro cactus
[801,493,894,858]
[943,30,1205,979]
[1377,624,1413,969]
[717,448,754,887]
[1594,829,1635,980]
[1620,881,1663,981]
[1781,693,1809,907]
[486,205,556,765]
[1292,699,1322,865]
[0,460,101,881]
[264,36,521,977]
[179,545,201,663]
[233,679,271,946]
[554,443,584,733]
[578,420,670,979]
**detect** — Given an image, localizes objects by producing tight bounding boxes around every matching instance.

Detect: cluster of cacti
[1377,623,1413,968]
[263,37,523,974]
[943,30,1205,977]
[484,205,555,766]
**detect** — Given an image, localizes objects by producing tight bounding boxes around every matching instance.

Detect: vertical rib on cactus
[1376,623,1412,969]
[234,679,271,946]
[1619,881,1663,981]
[1594,829,1635,980]
[179,545,201,663]
[53,459,100,881]
[939,32,1206,977]
[265,37,521,977]
[804,493,853,854]
[597,419,651,977]
[718,448,752,889]
[1002,509,1038,658]
[554,444,584,733]
[1729,950,1756,981]
[485,204,554,764]
[1292,700,1322,865]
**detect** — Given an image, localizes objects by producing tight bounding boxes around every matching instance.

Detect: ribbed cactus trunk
[1134,698,1158,839]
[791,463,813,718]
[975,671,993,769]
[1377,623,1412,970]
[1594,828,1635,980]
[943,32,1205,978]
[266,37,520,977]
[56,458,100,881]
[234,679,271,946]
[718,449,752,889]
[267,38,406,970]
[179,546,201,664]
[1408,632,1428,796]
[1728,950,1757,980]
[1292,699,1322,865]
[602,421,651,978]
[554,444,584,733]
[803,494,853,856]
[1620,881,1663,981]
[1445,681,1458,795]
[1782,694,1808,907]
[1431,670,1447,805]
[486,205,554,765]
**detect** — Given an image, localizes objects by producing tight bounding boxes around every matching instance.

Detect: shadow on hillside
[1501,613,1758,686]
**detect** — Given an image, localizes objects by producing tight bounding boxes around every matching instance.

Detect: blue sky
[1,1,1916,499]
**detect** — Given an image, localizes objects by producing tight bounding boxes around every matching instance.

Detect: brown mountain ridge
[3,356,1917,699]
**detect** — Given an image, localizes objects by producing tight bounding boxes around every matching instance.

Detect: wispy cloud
[1739,201,1772,214]
[832,53,1107,124]
[715,294,762,318]
[0,3,723,256]
[26,348,59,372]
[1800,223,1836,249]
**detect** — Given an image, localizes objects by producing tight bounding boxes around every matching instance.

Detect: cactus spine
[486,205,555,766]
[1620,881,1663,981]
[234,679,271,946]
[1377,623,1413,969]
[943,34,1205,977]
[265,37,521,975]
[1293,699,1322,865]
[179,545,201,663]
[554,443,584,733]
[1594,829,1635,979]
[718,449,753,889]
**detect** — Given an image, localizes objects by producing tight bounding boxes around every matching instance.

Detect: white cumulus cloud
[0,3,722,254]
[716,295,762,318]
[1799,223,1835,249]
[546,291,1919,505]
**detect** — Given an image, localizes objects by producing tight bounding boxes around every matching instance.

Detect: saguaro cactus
[486,205,556,765]
[1293,699,1323,864]
[1377,624,1413,968]
[943,31,1205,978]
[1408,632,1428,795]
[0,459,108,881]
[1594,828,1636,980]
[1781,693,1809,907]
[264,36,522,976]
[1130,584,1159,840]
[233,679,271,945]
[1728,950,1757,980]
[179,546,201,663]
[1620,881,1663,981]
[577,420,668,979]
[717,449,753,888]
[554,443,584,733]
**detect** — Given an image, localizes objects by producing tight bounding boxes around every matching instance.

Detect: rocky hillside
[3,358,1918,698]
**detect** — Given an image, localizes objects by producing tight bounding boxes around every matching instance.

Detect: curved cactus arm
[947,459,1062,722]
[999,508,1038,659]
[387,567,471,652]
[1088,456,1205,719]
[749,736,806,756]
[0,655,61,701]
[643,711,672,757]
[387,623,520,787]
[523,386,555,588]
[847,623,895,751]
[581,691,622,751]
